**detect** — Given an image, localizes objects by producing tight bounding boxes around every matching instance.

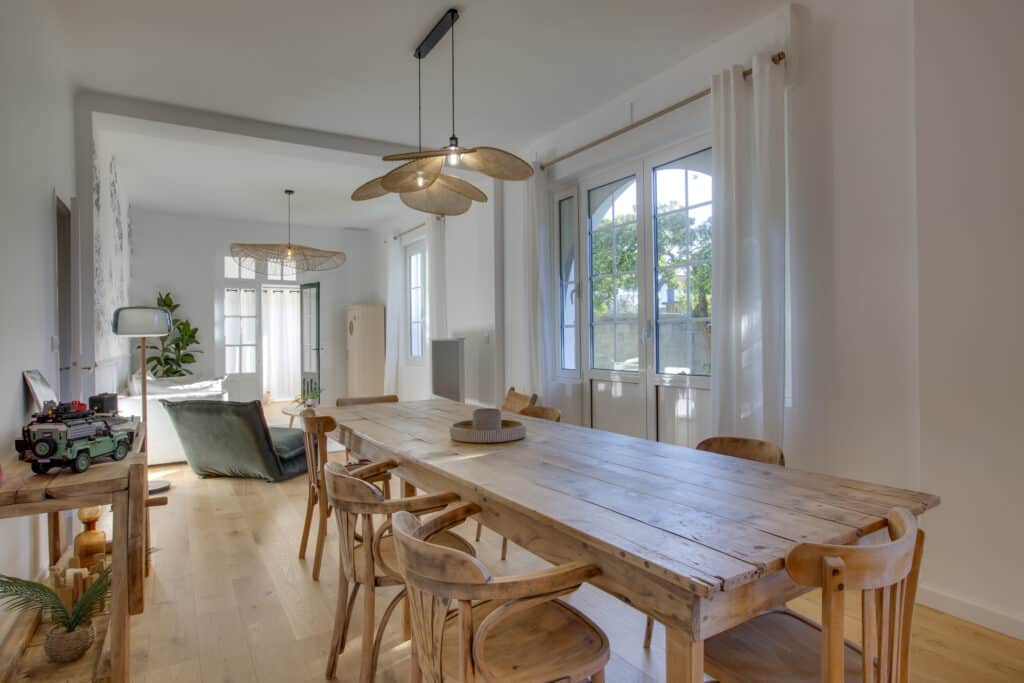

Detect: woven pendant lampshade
[230,190,346,275]
[351,9,529,217]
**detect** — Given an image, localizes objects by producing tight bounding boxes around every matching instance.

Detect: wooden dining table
[319,398,940,682]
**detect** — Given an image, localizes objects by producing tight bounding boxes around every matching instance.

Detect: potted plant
[141,291,203,378]
[0,565,111,663]
[301,387,322,408]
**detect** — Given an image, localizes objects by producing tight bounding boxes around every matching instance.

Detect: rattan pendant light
[352,8,531,216]
[230,190,346,275]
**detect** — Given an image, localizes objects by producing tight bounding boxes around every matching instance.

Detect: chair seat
[438,599,608,682]
[704,609,864,683]
[355,530,475,584]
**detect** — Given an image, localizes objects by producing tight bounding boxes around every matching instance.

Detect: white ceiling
[54,0,779,150]
[95,114,420,230]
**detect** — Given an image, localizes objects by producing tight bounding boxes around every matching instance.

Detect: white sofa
[118,374,228,465]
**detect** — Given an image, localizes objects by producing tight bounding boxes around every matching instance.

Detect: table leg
[665,626,704,682]
[127,462,146,615]
[109,490,130,683]
[47,511,62,567]
[289,415,295,428]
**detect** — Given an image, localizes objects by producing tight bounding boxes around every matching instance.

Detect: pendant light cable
[454,19,458,141]
[418,58,422,152]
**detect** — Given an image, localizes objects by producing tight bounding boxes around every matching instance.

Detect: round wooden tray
[450,419,526,444]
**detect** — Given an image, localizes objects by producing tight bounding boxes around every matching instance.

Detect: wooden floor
[130,461,1024,682]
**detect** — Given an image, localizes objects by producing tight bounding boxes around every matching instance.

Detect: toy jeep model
[15,400,137,474]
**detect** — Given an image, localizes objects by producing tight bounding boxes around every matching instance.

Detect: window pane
[589,176,638,372]
[657,322,688,374]
[658,266,690,319]
[592,324,614,370]
[267,260,282,281]
[239,257,256,277]
[615,273,639,318]
[654,148,712,375]
[591,276,614,322]
[411,286,423,323]
[241,346,256,373]
[225,345,239,374]
[615,323,639,371]
[282,261,297,281]
[241,289,257,316]
[410,322,422,357]
[224,288,240,316]
[558,194,578,373]
[225,318,241,346]
[224,256,239,279]
[242,317,256,345]
[562,327,576,371]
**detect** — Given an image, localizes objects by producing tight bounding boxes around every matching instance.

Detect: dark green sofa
[161,399,307,482]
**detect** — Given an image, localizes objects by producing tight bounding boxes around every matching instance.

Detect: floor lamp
[112,306,172,494]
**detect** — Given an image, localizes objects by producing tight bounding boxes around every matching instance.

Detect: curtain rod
[392,222,427,241]
[539,51,785,171]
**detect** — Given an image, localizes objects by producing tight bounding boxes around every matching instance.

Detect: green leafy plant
[143,291,203,377]
[299,386,321,404]
[0,565,112,633]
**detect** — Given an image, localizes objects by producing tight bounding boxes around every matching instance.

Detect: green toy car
[15,401,137,474]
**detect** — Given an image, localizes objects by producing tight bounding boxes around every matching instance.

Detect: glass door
[300,282,321,402]
[581,168,651,438]
[578,138,714,444]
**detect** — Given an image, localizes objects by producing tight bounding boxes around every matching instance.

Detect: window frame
[552,185,582,382]
[555,133,714,395]
[223,286,258,375]
[404,239,427,365]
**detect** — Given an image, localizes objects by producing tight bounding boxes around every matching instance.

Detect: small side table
[281,404,307,428]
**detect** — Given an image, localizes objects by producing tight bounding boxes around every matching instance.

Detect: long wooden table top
[321,399,940,596]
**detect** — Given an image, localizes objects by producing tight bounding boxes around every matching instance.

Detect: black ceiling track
[414,8,459,60]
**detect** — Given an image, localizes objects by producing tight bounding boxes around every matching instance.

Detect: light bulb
[416,172,425,188]
[447,152,460,166]
[286,248,292,258]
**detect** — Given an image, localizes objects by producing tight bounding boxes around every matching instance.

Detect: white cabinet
[345,304,385,397]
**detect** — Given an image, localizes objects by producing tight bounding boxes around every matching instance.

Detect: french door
[300,282,321,401]
[576,136,714,446]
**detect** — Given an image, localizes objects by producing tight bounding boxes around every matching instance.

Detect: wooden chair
[298,414,390,581]
[696,435,786,466]
[336,394,399,408]
[703,507,925,683]
[520,404,561,422]
[392,503,610,682]
[323,460,476,682]
[501,386,537,413]
[642,434,786,648]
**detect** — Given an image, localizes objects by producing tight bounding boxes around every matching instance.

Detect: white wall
[913,0,1024,637]
[129,209,384,404]
[499,0,1024,638]
[0,1,74,580]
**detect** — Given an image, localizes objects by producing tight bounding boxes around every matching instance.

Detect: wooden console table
[0,427,147,683]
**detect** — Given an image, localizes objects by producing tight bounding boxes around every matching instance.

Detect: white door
[579,138,714,446]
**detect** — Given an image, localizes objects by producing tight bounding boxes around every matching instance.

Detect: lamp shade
[112,307,172,337]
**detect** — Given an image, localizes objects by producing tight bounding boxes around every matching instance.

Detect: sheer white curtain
[710,52,787,446]
[261,287,301,401]
[427,216,448,340]
[525,163,556,400]
[383,237,403,395]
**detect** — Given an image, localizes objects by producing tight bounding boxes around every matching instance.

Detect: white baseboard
[917,584,1024,640]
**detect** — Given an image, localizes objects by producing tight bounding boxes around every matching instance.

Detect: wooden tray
[450,419,526,444]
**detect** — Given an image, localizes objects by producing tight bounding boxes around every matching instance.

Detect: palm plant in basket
[0,565,111,663]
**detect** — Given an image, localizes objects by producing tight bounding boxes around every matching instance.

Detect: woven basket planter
[44,623,95,663]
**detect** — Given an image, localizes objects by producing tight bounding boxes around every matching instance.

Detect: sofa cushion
[270,427,306,461]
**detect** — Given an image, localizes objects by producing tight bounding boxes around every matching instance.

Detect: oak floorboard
[122,462,1023,683]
